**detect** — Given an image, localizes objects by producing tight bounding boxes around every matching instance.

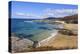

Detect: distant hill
[44,14,78,20]
[45,17,57,19]
[63,14,78,20]
[44,17,63,21]
[44,14,78,24]
[63,14,78,23]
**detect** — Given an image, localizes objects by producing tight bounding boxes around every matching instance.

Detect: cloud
[15,8,78,19]
[43,8,78,17]
[15,12,35,18]
[16,12,25,16]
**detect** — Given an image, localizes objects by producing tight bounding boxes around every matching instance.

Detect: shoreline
[37,23,78,48]
[10,23,78,52]
[11,29,59,48]
[38,30,58,47]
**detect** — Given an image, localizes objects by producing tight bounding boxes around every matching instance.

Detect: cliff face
[63,14,78,20]
[44,14,78,24]
[63,14,78,23]
[45,14,78,20]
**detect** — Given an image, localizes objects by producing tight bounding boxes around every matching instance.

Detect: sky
[9,1,78,19]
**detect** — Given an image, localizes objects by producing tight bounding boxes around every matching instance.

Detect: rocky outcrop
[10,34,33,52]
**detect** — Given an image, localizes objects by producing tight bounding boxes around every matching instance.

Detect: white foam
[38,30,58,47]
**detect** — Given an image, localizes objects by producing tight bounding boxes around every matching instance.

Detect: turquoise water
[11,19,62,41]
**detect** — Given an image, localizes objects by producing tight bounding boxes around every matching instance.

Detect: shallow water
[11,19,63,41]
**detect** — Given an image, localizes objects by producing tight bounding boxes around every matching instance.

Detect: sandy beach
[38,23,78,49]
[38,31,58,47]
[10,23,78,53]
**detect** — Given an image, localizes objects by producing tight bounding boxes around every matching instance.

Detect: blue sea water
[11,19,63,41]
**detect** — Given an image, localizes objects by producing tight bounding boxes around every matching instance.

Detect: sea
[10,19,63,41]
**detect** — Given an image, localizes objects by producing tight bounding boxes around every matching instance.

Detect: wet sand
[10,23,78,52]
[39,23,78,49]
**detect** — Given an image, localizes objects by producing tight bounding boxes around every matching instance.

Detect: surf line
[37,30,58,47]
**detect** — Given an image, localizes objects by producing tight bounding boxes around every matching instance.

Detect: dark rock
[33,41,38,48]
[38,27,51,30]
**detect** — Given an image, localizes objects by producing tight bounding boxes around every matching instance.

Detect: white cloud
[16,12,36,18]
[16,12,25,16]
[43,8,78,17]
[15,12,46,19]
[15,8,78,19]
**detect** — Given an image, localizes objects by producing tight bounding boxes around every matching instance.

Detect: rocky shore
[10,23,78,52]
[10,33,33,52]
